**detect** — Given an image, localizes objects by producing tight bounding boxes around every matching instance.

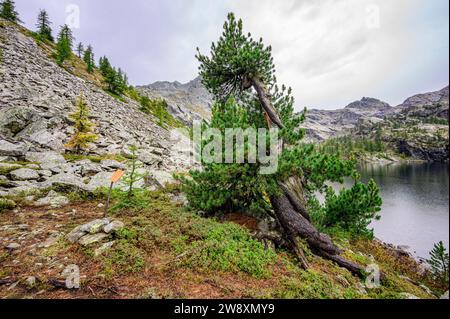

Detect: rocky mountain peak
[401,86,449,109]
[136,77,213,125]
[345,97,391,111]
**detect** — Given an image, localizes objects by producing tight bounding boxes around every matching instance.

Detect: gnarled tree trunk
[250,76,367,278]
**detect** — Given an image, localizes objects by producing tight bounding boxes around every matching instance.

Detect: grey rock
[138,151,160,166]
[136,77,213,126]
[36,190,69,208]
[87,171,114,190]
[147,170,174,188]
[42,173,91,192]
[75,160,101,176]
[103,220,125,234]
[101,160,125,170]
[25,152,67,171]
[6,243,21,250]
[441,291,449,299]
[27,129,66,151]
[0,106,36,137]
[38,170,53,177]
[79,219,111,234]
[38,232,63,248]
[66,226,86,243]
[0,140,28,157]
[94,241,115,257]
[25,276,37,288]
[78,233,109,246]
[10,168,40,181]
[26,164,41,170]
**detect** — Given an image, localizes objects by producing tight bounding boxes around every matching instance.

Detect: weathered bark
[251,77,284,129]
[279,176,311,222]
[250,75,367,278]
[270,191,367,278]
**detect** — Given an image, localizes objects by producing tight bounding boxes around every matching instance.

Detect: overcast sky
[14,0,449,110]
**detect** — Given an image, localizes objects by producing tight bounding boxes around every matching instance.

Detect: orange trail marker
[105,170,125,216]
[110,170,124,183]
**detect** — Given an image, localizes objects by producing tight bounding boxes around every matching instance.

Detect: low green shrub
[181,220,277,278]
[0,198,16,213]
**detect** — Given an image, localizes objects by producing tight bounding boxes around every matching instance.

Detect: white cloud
[225,0,446,109]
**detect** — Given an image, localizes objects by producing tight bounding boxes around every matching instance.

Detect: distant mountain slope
[136,77,213,125]
[304,87,448,142]
[303,97,393,142]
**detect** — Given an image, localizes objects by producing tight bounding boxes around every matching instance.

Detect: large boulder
[42,172,91,192]
[35,190,70,208]
[87,171,115,191]
[147,170,174,188]
[0,140,28,157]
[27,129,67,151]
[0,107,36,137]
[10,168,40,181]
[25,151,67,171]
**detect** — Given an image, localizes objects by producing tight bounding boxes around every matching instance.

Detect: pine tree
[427,241,449,286]
[76,42,84,58]
[65,95,98,153]
[0,0,21,23]
[56,25,74,65]
[83,45,95,73]
[180,13,383,276]
[36,9,53,42]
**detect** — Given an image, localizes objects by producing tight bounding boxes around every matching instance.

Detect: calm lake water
[358,162,449,259]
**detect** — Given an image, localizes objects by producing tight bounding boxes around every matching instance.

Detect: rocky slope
[136,77,213,126]
[302,97,392,142]
[0,19,195,197]
[303,87,449,143]
[350,87,449,161]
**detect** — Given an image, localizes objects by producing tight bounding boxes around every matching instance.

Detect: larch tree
[65,94,98,154]
[182,13,383,277]
[0,0,21,23]
[36,9,53,42]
